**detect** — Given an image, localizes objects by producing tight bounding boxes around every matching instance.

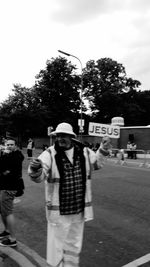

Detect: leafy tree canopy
[0,57,84,137]
[83,58,142,124]
[0,56,150,141]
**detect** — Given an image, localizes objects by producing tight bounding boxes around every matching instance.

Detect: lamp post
[58,50,84,141]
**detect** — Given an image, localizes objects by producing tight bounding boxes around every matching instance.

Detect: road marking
[122,253,150,266]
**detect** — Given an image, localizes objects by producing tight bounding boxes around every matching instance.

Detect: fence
[108,149,150,168]
[138,150,150,168]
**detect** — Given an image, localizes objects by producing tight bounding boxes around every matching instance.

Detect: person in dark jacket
[0,138,24,247]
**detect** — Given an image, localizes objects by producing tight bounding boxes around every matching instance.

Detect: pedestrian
[127,141,132,159]
[27,138,34,158]
[0,137,24,247]
[132,142,137,159]
[28,122,111,267]
[0,137,6,156]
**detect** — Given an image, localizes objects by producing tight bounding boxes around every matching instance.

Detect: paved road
[82,163,150,267]
[1,150,150,267]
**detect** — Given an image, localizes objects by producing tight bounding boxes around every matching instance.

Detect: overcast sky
[0,0,150,102]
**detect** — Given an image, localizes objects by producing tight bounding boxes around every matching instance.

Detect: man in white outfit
[28,122,111,267]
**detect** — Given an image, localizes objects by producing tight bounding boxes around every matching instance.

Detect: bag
[15,178,25,197]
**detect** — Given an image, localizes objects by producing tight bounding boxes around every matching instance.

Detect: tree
[118,82,150,126]
[1,56,148,141]
[83,58,141,124]
[0,84,42,141]
[34,57,83,131]
[0,57,84,138]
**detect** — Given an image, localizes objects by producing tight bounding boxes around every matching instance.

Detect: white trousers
[46,213,84,267]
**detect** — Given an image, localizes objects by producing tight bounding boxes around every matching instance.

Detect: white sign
[47,126,53,136]
[79,126,84,133]
[88,122,120,138]
[111,117,124,126]
[78,119,85,126]
[78,119,84,133]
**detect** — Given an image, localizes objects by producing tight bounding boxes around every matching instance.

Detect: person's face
[56,133,72,149]
[5,140,16,152]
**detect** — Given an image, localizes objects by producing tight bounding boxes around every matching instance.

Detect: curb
[0,241,50,267]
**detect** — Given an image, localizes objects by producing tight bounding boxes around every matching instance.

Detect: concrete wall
[23,127,150,151]
[22,137,50,150]
[29,135,119,150]
[120,127,150,150]
[81,127,150,151]
[77,135,118,149]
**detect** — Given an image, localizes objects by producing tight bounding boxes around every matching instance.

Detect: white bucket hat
[50,123,76,137]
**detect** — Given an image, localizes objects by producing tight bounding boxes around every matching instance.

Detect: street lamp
[58,50,84,141]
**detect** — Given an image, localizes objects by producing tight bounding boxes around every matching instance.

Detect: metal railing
[139,150,150,168]
[107,149,150,168]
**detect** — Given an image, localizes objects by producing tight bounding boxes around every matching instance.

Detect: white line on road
[122,253,150,266]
